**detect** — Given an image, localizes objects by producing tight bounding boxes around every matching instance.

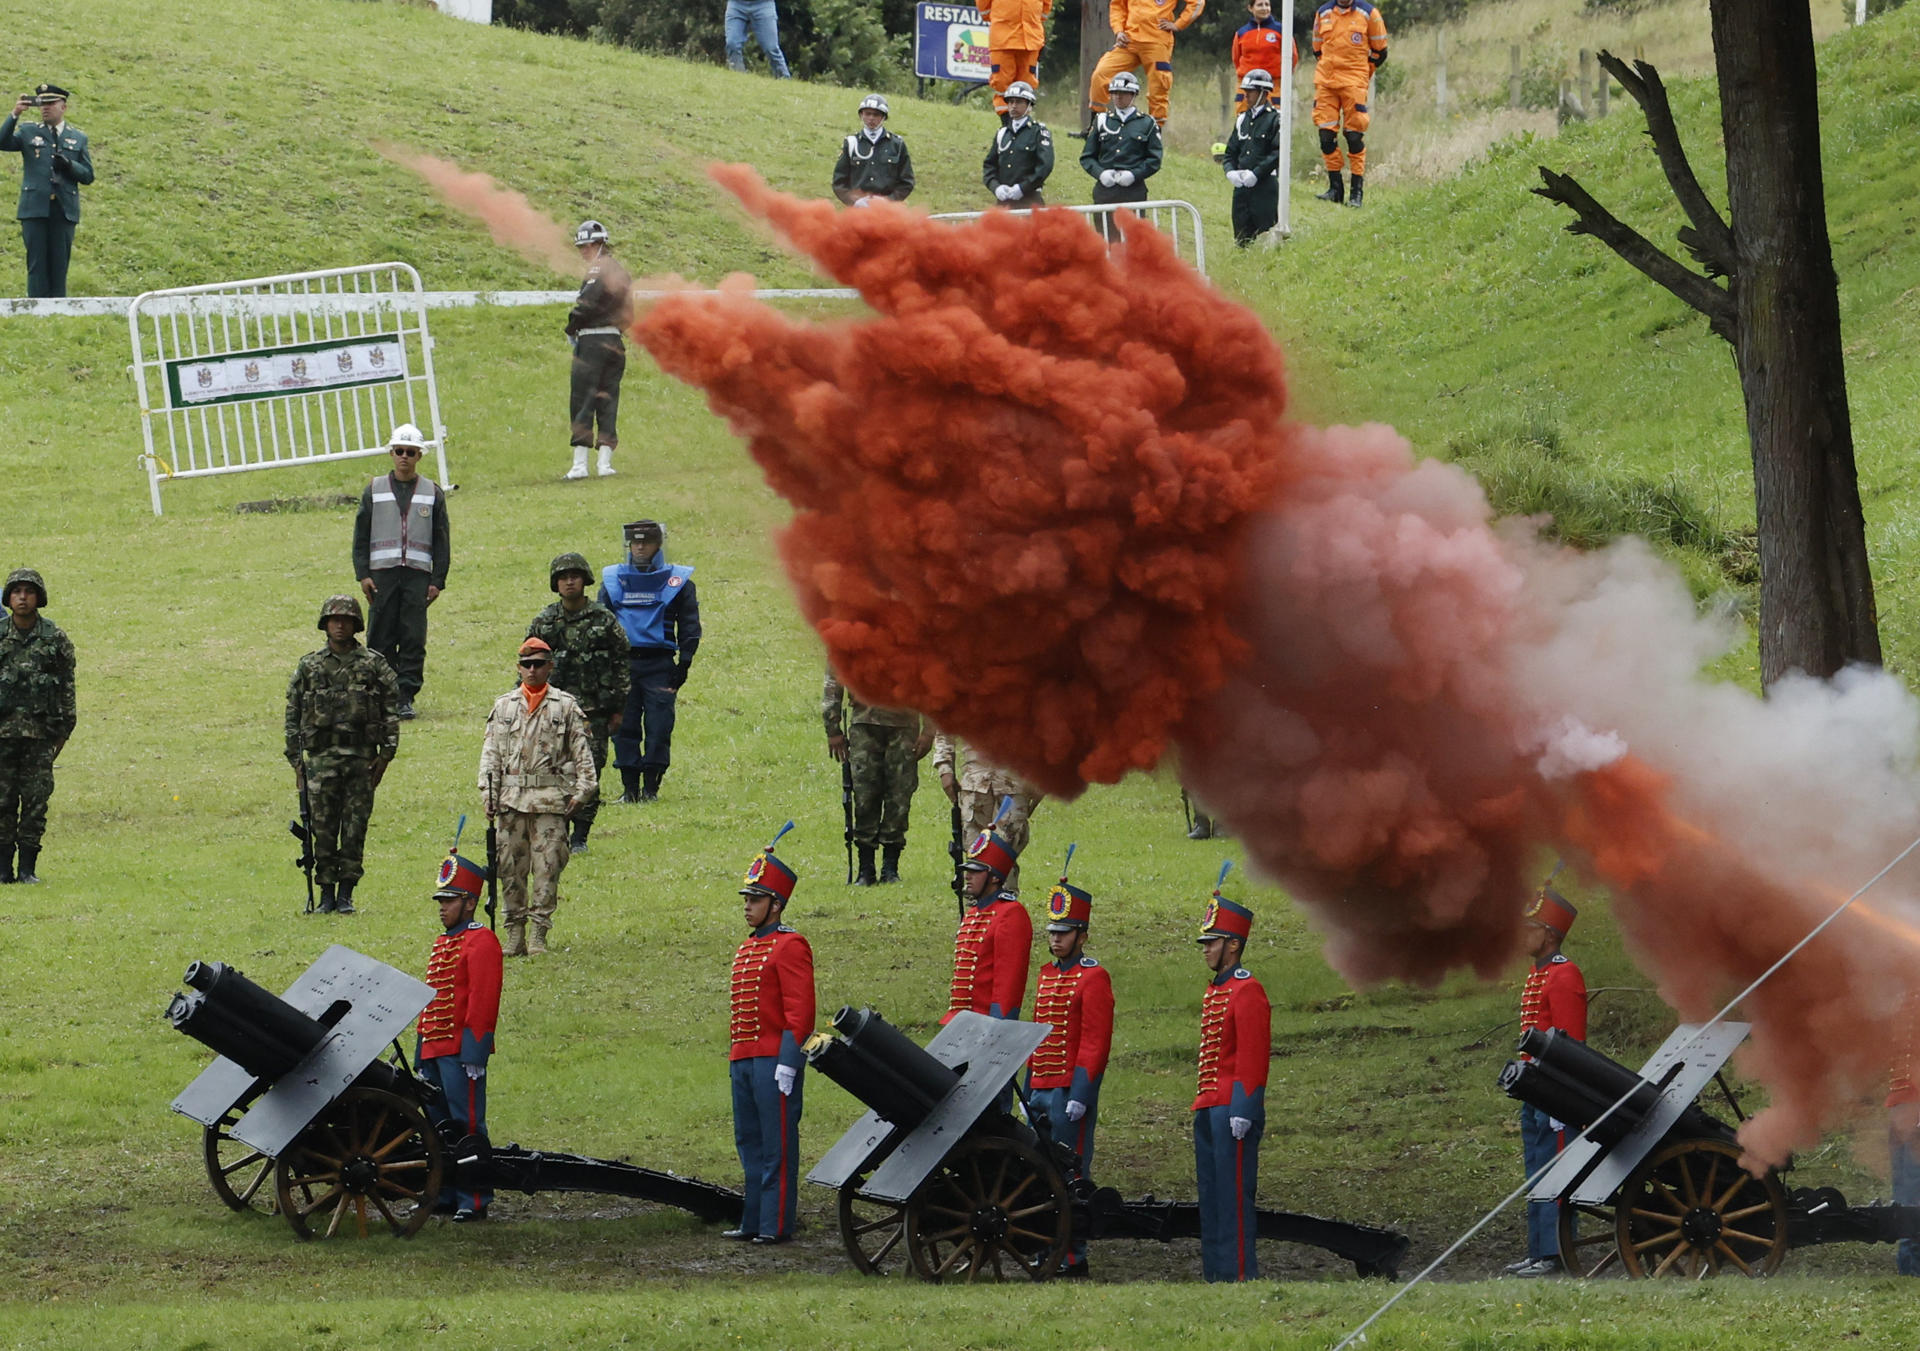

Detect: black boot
[570,817,593,855]
[854,846,877,886]
[334,882,356,915]
[1347,174,1365,208]
[317,882,337,914]
[879,845,902,884]
[15,847,40,884]
[1315,170,1345,204]
[640,769,662,802]
[619,768,642,804]
[1187,814,1214,841]
[0,850,14,884]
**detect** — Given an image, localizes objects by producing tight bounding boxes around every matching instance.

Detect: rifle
[841,755,855,885]
[484,773,500,931]
[947,801,967,921]
[1181,788,1194,837]
[290,775,316,915]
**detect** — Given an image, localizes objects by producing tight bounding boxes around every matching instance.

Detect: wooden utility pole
[1080,0,1112,128]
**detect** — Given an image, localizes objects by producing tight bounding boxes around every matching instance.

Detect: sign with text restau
[915,3,990,84]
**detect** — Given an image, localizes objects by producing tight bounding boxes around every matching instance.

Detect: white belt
[576,327,622,337]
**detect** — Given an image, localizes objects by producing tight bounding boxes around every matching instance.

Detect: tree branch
[1599,50,1739,279]
[1533,167,1736,343]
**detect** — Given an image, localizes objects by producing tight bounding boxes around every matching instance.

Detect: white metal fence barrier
[128,263,448,515]
[929,199,1209,277]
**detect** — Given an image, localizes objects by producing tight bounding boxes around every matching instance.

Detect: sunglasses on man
[518,657,551,669]
[391,447,423,458]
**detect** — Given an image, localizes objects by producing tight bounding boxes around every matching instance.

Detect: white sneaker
[564,446,589,480]
[596,446,615,477]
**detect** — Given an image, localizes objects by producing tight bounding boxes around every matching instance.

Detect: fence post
[1597,70,1609,118]
[1579,49,1593,113]
[1509,43,1522,110]
[1436,26,1449,118]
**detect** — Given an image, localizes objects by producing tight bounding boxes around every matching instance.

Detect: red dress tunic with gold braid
[1519,953,1586,1046]
[1192,966,1270,1112]
[1028,957,1114,1090]
[729,923,816,1063]
[418,921,503,1061]
[943,894,1033,1023]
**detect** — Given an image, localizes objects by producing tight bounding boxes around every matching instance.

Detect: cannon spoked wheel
[904,1135,1071,1283]
[839,1173,909,1276]
[1555,1197,1619,1277]
[1615,1138,1788,1278]
[274,1085,445,1240]
[204,1101,277,1213]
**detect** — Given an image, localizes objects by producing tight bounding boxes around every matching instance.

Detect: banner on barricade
[166,333,407,408]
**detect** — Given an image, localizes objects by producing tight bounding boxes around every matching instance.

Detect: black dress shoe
[751,1233,792,1246]
[722,1228,756,1241]
[1061,1260,1092,1279]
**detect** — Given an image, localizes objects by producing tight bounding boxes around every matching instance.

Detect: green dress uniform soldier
[933,735,1043,894]
[1080,71,1163,222]
[352,424,450,721]
[1221,69,1283,245]
[2,86,94,299]
[983,82,1054,208]
[0,568,74,884]
[563,220,632,482]
[823,668,930,886]
[833,95,915,207]
[527,553,628,856]
[284,596,401,915]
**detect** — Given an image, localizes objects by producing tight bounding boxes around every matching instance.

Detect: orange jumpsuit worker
[1310,0,1388,207]
[1089,0,1207,128]
[981,0,1052,123]
[1231,0,1298,117]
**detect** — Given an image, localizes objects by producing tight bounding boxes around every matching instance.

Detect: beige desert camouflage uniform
[931,734,1043,892]
[478,685,597,945]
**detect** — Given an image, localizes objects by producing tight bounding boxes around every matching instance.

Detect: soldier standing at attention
[599,520,700,804]
[417,852,503,1223]
[2,85,93,298]
[983,82,1054,208]
[832,95,915,207]
[726,822,816,1245]
[479,638,597,957]
[1080,72,1163,240]
[1507,886,1585,1278]
[284,595,399,915]
[353,424,450,722]
[1026,845,1113,1279]
[528,553,628,856]
[934,736,1043,894]
[1221,69,1282,245]
[563,220,631,482]
[946,804,1034,1024]
[0,568,74,884]
[1192,863,1268,1282]
[823,666,928,886]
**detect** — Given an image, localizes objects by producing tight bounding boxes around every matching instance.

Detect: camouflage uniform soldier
[932,735,1043,894]
[479,637,597,957]
[284,595,400,914]
[0,568,74,884]
[823,669,929,885]
[527,553,629,856]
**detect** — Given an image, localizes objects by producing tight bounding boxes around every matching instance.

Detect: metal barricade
[128,263,447,515]
[928,199,1208,277]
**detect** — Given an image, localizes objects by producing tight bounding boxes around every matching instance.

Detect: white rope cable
[1330,829,1920,1351]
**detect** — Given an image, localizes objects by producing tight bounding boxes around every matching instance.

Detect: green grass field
[4,1,1920,1347]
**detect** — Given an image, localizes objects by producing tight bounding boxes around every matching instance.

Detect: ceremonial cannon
[169,946,741,1240]
[807,1006,1409,1281]
[1503,1021,1920,1278]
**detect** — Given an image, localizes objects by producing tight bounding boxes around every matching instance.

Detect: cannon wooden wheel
[1555,1197,1620,1277]
[839,1173,909,1277]
[274,1086,445,1240]
[1615,1138,1788,1278]
[904,1135,1071,1283]
[204,1101,276,1214]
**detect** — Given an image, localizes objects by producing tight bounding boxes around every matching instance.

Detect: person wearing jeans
[726,0,791,78]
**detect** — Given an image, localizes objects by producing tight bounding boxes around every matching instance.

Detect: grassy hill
[3,1,1920,1346]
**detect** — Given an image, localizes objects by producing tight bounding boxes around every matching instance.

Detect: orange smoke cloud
[380,146,580,278]
[638,167,1920,1166]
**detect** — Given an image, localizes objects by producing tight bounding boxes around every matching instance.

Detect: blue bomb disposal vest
[368,475,437,572]
[603,561,694,650]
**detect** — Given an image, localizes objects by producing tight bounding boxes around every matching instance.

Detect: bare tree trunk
[1710,0,1880,681]
[1080,0,1111,129]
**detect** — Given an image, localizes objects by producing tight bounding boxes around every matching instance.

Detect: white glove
[1098,170,1118,188]
[1064,1100,1087,1122]
[1229,1115,1252,1140]
[463,1063,485,1081]
[775,1064,797,1097]
[1005,183,1023,201]
[993,184,1012,201]
[1115,170,1136,187]
[852,196,872,208]
[1237,170,1259,188]
[1549,1117,1566,1133]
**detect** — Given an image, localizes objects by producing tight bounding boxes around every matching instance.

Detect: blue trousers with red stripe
[1193,1105,1261,1281]
[1520,1103,1566,1260]
[731,1057,803,1239]
[1029,1085,1098,1264]
[420,1055,491,1211]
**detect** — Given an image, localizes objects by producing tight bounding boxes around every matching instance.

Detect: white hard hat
[1240,69,1274,91]
[389,423,427,449]
[1004,81,1038,103]
[1107,71,1141,95]
[574,219,610,247]
[858,94,890,116]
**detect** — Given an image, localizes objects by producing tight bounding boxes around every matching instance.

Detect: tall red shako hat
[1045,842,1092,932]
[436,813,489,900]
[1525,886,1577,936]
[963,795,1023,881]
[1197,860,1253,942]
[741,819,799,904]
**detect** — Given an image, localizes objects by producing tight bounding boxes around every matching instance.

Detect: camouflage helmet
[549,551,594,591]
[3,568,46,607]
[316,594,365,633]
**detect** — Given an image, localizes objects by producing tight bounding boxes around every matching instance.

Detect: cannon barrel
[167,961,331,1082]
[805,1006,961,1129]
[1501,1028,1733,1146]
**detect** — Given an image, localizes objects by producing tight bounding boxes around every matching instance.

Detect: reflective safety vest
[368,475,438,573]
[602,561,694,650]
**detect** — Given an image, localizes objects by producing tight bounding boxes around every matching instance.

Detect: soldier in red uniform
[1025,844,1113,1278]
[1191,862,1268,1282]
[946,799,1034,1112]
[1888,988,1919,1276]
[1508,886,1585,1277]
[417,852,503,1222]
[727,821,816,1245]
